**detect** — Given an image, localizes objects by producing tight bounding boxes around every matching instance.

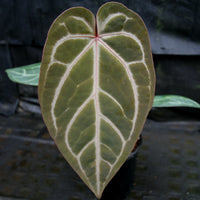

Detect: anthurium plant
[5,2,200,199]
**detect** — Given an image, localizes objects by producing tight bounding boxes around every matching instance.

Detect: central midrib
[94,36,100,194]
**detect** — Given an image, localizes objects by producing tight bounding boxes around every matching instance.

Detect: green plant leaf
[5,63,40,86]
[153,95,200,108]
[5,64,200,110]
[38,2,155,198]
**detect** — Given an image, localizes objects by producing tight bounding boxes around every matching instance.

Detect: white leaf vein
[71,16,93,33]
[101,158,112,168]
[101,143,118,157]
[98,38,139,142]
[65,94,94,156]
[99,13,131,33]
[100,31,151,81]
[99,88,130,120]
[100,114,126,144]
[51,40,94,133]
[94,39,101,194]
[77,139,95,158]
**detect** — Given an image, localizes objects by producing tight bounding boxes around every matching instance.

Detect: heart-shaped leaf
[38,2,155,198]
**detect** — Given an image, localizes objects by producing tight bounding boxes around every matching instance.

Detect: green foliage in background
[6,63,200,109]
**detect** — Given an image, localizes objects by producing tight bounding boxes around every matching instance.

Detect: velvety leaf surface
[38,2,155,198]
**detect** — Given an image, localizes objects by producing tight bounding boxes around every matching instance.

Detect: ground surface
[0,113,200,200]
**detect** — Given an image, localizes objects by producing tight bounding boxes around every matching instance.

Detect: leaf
[5,63,40,86]
[5,63,200,110]
[38,2,155,199]
[153,95,200,108]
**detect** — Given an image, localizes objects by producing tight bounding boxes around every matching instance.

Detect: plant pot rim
[128,135,142,161]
